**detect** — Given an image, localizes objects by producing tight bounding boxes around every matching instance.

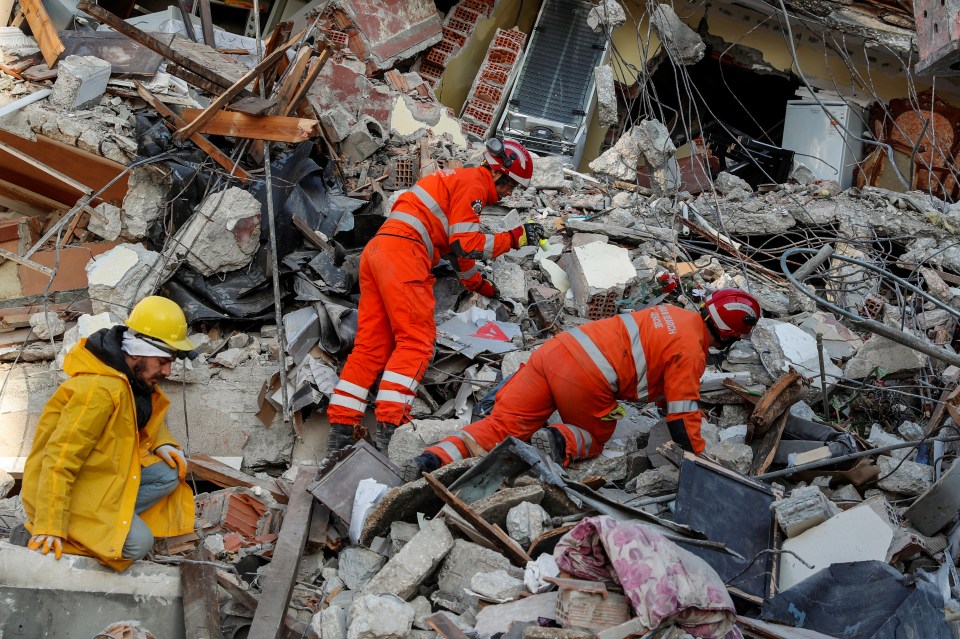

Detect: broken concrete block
[530,155,567,190]
[751,318,843,382]
[338,547,388,591]
[320,104,358,142]
[829,484,862,503]
[876,455,934,496]
[714,171,752,194]
[0,469,13,499]
[720,404,749,428]
[211,347,250,369]
[898,421,924,441]
[567,242,636,317]
[586,0,626,31]
[389,520,419,555]
[719,425,748,445]
[705,440,754,474]
[363,518,454,599]
[868,425,912,460]
[493,258,527,301]
[649,4,705,65]
[174,187,261,276]
[798,312,863,361]
[347,594,414,639]
[437,540,512,611]
[342,116,386,164]
[843,335,930,380]
[0,541,182,637]
[410,595,433,629]
[310,605,348,639]
[86,243,163,320]
[474,592,559,638]
[594,65,617,127]
[88,203,122,241]
[627,465,679,495]
[772,486,840,538]
[29,310,65,340]
[501,349,534,378]
[471,569,526,601]
[121,167,167,239]
[388,419,464,465]
[472,484,545,530]
[589,126,645,180]
[505,501,549,548]
[50,55,111,110]
[903,459,960,535]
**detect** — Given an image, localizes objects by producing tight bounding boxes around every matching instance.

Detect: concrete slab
[0,541,184,638]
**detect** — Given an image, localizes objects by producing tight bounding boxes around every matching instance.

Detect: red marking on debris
[471,322,510,341]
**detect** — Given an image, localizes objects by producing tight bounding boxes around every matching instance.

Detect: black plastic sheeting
[761,561,952,639]
[132,121,368,322]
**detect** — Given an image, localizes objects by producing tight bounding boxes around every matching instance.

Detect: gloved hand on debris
[509,222,547,249]
[475,278,500,299]
[154,444,187,481]
[28,534,63,559]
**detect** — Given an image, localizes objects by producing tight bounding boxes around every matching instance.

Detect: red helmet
[484,138,533,187]
[702,288,761,341]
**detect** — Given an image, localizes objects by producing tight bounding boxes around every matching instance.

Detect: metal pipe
[816,333,830,420]
[0,88,52,119]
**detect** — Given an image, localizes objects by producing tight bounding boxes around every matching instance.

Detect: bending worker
[19,296,196,571]
[401,289,761,480]
[326,138,544,454]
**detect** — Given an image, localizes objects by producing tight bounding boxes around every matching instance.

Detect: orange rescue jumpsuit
[425,304,710,466]
[327,167,516,426]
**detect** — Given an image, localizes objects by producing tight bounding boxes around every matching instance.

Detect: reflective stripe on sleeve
[459,265,478,279]
[381,371,419,392]
[667,400,699,414]
[618,314,649,399]
[334,379,370,400]
[483,234,495,259]
[450,222,480,234]
[567,327,618,392]
[411,184,450,231]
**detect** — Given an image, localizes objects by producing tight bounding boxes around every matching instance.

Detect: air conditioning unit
[496,0,608,166]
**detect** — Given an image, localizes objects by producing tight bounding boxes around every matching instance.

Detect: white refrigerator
[781,100,865,189]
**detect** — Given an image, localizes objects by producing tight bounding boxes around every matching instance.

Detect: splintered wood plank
[179,108,320,142]
[180,546,222,639]
[254,21,292,95]
[426,613,472,639]
[20,0,63,66]
[278,47,329,117]
[270,47,311,115]
[134,82,251,182]
[198,0,215,48]
[174,38,296,142]
[247,467,315,639]
[76,0,240,94]
[186,454,287,503]
[422,471,532,567]
[216,573,309,639]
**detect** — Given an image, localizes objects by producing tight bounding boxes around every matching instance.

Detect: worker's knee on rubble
[667,418,696,453]
[122,517,155,560]
[134,461,180,515]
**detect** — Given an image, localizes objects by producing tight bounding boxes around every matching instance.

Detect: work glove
[155,444,187,481]
[475,278,499,299]
[28,534,63,560]
[508,222,546,249]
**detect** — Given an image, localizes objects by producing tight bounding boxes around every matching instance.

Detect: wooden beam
[270,47,311,115]
[198,0,215,48]
[0,177,64,214]
[167,64,235,97]
[278,48,329,118]
[76,0,241,95]
[0,245,54,276]
[174,38,296,142]
[216,572,309,639]
[180,546,222,639]
[254,22,292,95]
[247,467,315,639]
[134,82,252,182]
[0,140,92,196]
[20,0,63,67]
[422,471,532,567]
[187,454,288,503]
[291,214,334,253]
[179,108,320,142]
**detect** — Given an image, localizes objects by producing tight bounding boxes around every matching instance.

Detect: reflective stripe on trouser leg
[375,389,416,414]
[426,434,471,465]
[556,423,594,460]
[334,379,370,400]
[381,371,419,392]
[329,393,368,413]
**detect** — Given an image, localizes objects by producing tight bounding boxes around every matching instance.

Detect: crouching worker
[19,296,196,571]
[402,290,761,481]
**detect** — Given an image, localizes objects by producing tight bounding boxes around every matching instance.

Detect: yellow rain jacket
[21,338,195,571]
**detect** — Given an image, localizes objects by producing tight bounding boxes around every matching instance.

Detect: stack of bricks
[459,27,527,141]
[417,0,496,86]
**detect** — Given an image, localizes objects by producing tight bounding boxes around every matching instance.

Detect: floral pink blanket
[553,516,742,639]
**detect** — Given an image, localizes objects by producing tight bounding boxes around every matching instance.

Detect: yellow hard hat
[125,296,195,353]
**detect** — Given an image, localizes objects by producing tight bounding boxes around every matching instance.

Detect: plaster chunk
[29,310,65,340]
[86,243,163,319]
[587,0,626,31]
[174,186,262,276]
[121,167,168,239]
[650,3,705,65]
[347,594,414,639]
[88,203,122,241]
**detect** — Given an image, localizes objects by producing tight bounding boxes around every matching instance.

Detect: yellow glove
[28,534,63,559]
[155,444,187,481]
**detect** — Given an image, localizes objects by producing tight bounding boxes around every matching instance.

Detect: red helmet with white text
[483,138,533,187]
[702,288,761,342]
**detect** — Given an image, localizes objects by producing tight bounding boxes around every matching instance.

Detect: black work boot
[401,452,442,482]
[530,427,566,465]
[326,423,354,457]
[373,422,397,454]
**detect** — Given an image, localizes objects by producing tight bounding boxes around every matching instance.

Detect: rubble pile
[0,0,959,636]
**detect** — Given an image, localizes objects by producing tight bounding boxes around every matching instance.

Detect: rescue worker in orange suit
[17,296,196,571]
[401,289,761,480]
[325,138,544,454]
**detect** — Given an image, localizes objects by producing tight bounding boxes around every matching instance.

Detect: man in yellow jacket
[19,296,197,571]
